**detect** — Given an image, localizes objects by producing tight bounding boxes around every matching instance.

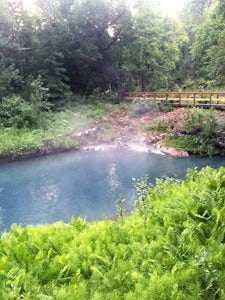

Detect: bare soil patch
[74,108,187,155]
[74,107,225,156]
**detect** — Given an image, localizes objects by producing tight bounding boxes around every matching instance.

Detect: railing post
[116,91,124,104]
[193,93,196,106]
[210,94,212,106]
[179,93,181,105]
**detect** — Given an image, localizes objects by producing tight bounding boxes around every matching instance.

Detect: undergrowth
[129,100,161,118]
[0,166,225,299]
[145,119,170,135]
[160,108,225,155]
[160,135,218,155]
[0,101,125,157]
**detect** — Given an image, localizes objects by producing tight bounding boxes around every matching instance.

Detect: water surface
[0,150,224,231]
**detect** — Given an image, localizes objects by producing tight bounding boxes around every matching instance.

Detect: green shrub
[129,100,160,117]
[158,103,174,113]
[166,108,225,155]
[28,75,50,107]
[182,108,217,139]
[0,76,53,129]
[0,95,40,129]
[161,135,217,155]
[214,117,225,148]
[145,119,170,134]
[0,76,52,130]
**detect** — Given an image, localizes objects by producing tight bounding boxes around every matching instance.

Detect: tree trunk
[141,73,146,92]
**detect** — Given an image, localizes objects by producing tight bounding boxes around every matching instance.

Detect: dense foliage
[0,166,225,299]
[159,108,225,155]
[0,100,124,157]
[2,0,223,103]
[0,0,225,132]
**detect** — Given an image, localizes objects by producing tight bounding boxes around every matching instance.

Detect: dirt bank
[72,108,189,157]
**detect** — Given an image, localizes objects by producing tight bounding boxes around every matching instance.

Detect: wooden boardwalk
[120,92,225,109]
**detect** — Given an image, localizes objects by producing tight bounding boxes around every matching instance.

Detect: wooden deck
[119,92,225,109]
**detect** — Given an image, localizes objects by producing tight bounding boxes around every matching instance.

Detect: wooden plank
[121,92,225,109]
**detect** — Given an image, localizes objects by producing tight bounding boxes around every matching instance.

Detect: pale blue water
[0,150,224,231]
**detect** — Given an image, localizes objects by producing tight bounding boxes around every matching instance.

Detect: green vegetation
[1,1,225,298]
[145,119,170,135]
[129,100,161,118]
[0,166,225,299]
[1,101,224,157]
[160,108,225,155]
[2,0,225,102]
[1,0,225,157]
[161,135,216,155]
[0,100,125,157]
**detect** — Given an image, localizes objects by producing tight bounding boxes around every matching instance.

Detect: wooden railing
[118,92,225,109]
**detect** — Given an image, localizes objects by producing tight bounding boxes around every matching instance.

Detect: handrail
[118,91,225,109]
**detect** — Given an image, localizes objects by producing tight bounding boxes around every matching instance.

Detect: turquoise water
[0,150,225,231]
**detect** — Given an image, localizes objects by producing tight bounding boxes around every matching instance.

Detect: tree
[122,0,186,91]
[0,0,22,98]
[194,0,225,87]
[65,0,132,93]
[179,0,218,89]
[26,0,71,101]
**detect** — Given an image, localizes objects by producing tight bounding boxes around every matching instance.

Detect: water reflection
[0,150,224,231]
[29,182,60,223]
[108,162,120,192]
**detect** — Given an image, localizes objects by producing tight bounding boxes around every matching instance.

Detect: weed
[132,175,152,224]
[116,195,125,224]
[129,100,160,118]
[162,108,225,155]
[145,119,170,135]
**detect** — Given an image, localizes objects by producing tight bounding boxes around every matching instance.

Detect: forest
[1,0,225,152]
[0,0,225,158]
[1,0,225,102]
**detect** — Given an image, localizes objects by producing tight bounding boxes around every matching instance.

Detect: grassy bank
[0,97,225,159]
[0,166,225,299]
[0,100,126,159]
[145,106,225,156]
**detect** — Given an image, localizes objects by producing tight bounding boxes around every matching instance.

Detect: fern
[0,167,225,298]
